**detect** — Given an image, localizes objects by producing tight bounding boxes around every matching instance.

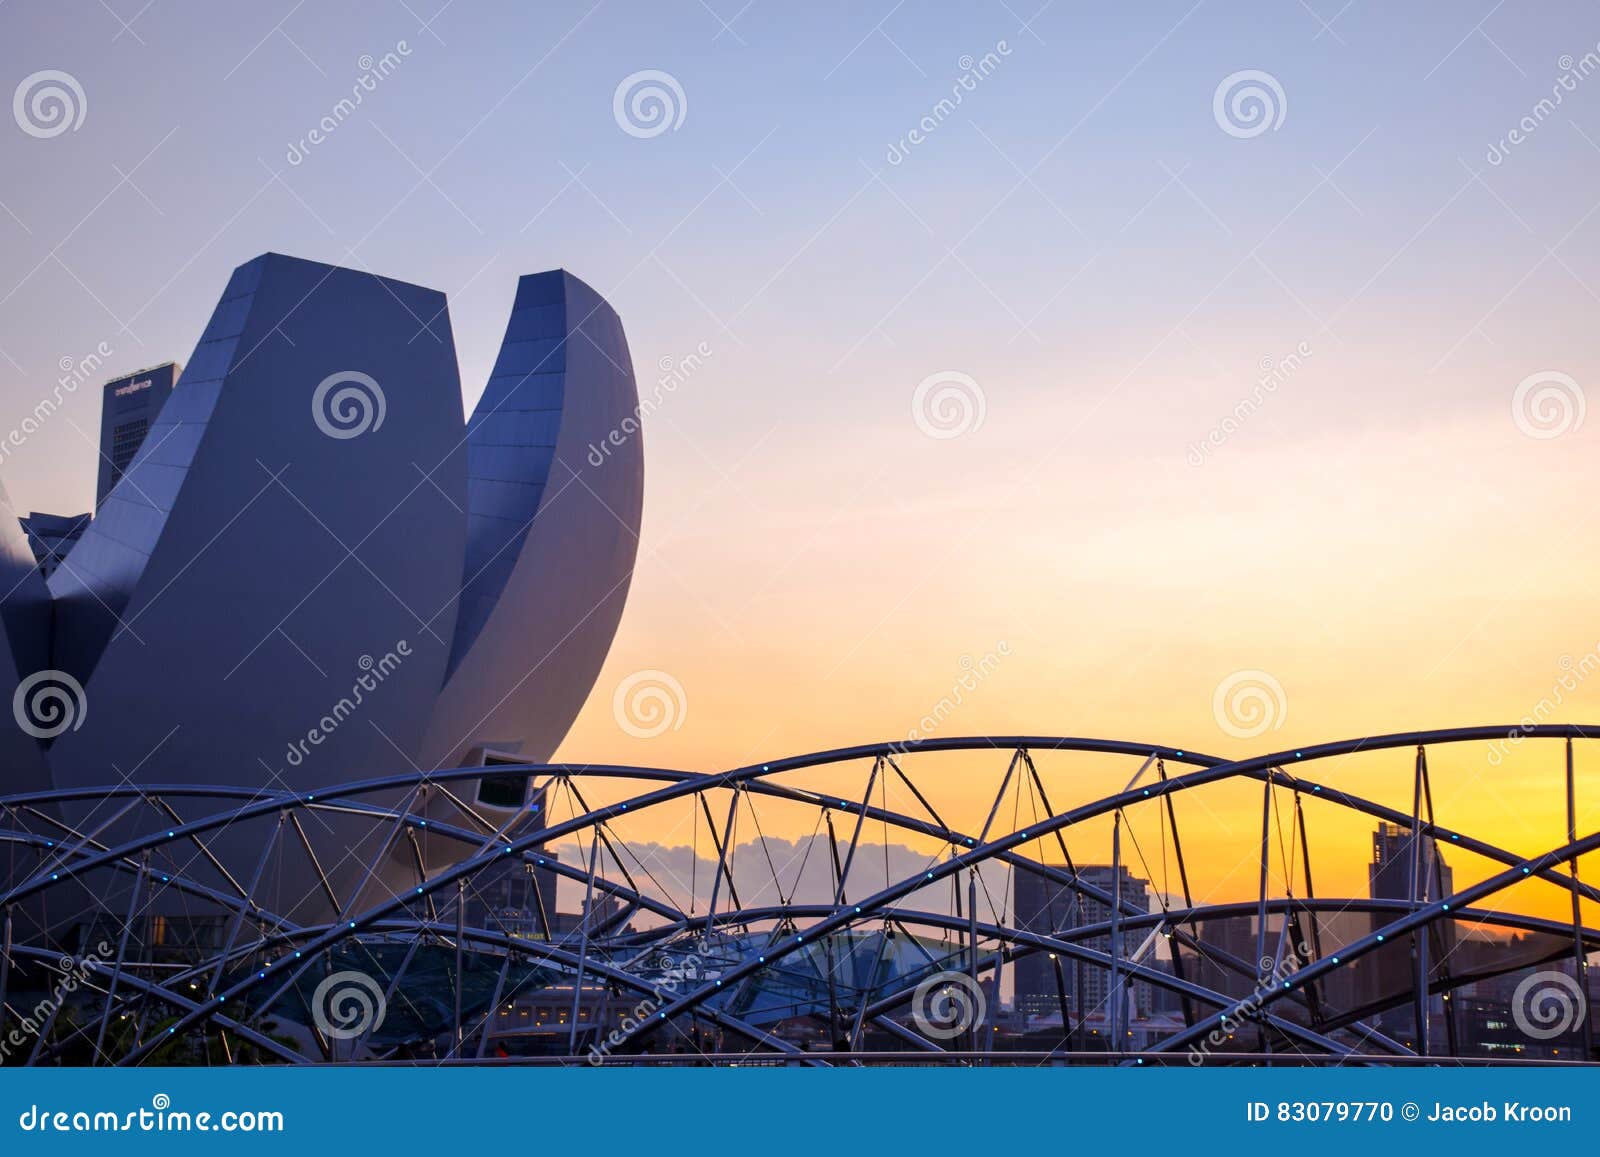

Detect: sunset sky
[4,1,1600,912]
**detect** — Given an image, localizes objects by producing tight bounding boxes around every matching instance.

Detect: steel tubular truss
[1,726,1597,1066]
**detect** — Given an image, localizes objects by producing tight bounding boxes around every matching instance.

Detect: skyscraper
[1369,821,1454,903]
[1013,865,1074,1021]
[95,361,178,509]
[1188,914,1260,1002]
[1367,822,1456,1032]
[1013,864,1152,1022]
[18,510,89,577]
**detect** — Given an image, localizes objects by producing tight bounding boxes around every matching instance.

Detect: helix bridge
[1,726,1596,1066]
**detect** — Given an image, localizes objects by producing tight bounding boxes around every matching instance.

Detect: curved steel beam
[602,727,1600,1048]
[1149,827,1600,1056]
[11,725,1591,1064]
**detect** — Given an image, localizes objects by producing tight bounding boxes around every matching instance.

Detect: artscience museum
[0,250,643,843]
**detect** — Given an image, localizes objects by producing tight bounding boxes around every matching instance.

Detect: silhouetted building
[1309,909,1372,1015]
[464,852,562,939]
[96,362,178,508]
[1013,866,1072,1020]
[1188,914,1259,1002]
[1146,957,1185,1015]
[19,511,89,577]
[1013,864,1151,1021]
[1367,822,1456,1037]
[1449,936,1595,1059]
[1369,822,1453,905]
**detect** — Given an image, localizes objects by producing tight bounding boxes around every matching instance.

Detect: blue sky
[6,2,1596,475]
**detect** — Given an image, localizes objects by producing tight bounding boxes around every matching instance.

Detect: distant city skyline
[5,3,1600,915]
